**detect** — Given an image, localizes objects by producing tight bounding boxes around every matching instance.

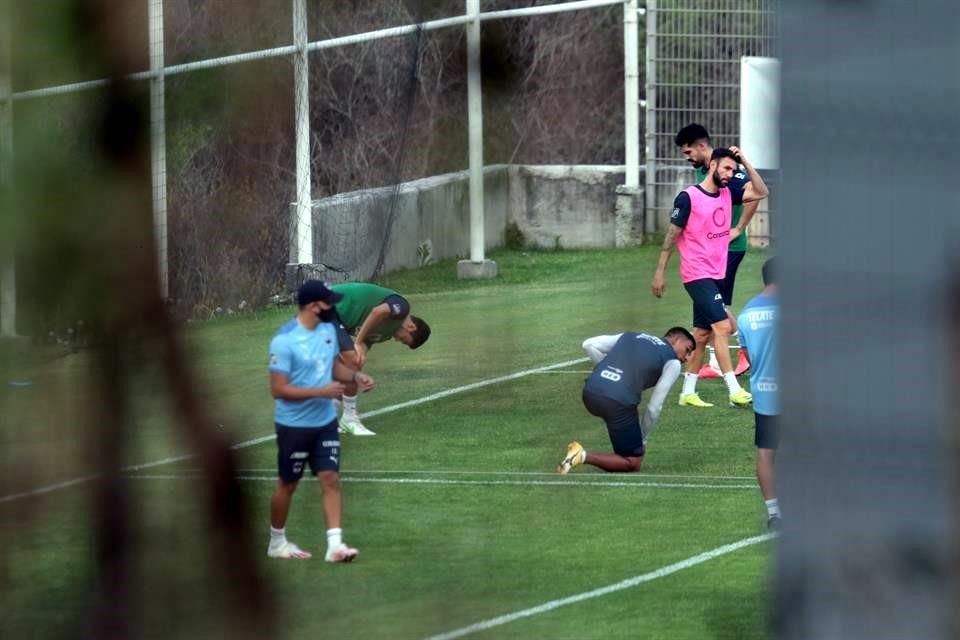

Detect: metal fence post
[292,0,313,266]
[457,0,496,279]
[0,0,15,336]
[623,0,640,190]
[148,0,168,299]
[643,0,657,235]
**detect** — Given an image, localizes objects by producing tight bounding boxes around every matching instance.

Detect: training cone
[734,349,751,376]
[698,364,722,379]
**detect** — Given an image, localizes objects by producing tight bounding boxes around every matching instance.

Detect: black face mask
[316,307,336,322]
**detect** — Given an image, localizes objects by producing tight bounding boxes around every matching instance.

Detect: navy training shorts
[275,420,341,481]
[581,389,645,458]
[683,278,729,330]
[754,413,780,450]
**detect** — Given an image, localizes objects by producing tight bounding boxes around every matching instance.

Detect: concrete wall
[308,164,627,279]
[507,165,625,249]
[303,163,771,282]
[308,167,509,280]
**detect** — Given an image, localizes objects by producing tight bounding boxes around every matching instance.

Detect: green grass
[1,246,774,640]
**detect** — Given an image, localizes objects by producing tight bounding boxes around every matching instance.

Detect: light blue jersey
[738,293,779,416]
[269,318,341,427]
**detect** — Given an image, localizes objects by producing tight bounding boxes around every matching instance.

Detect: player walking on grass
[675,123,758,377]
[558,328,695,474]
[330,282,431,436]
[266,280,375,562]
[651,146,768,408]
[737,258,781,530]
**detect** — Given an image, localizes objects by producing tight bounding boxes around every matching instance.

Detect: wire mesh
[646,0,778,239]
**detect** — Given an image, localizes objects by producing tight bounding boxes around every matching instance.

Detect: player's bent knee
[318,471,340,490]
[692,328,711,344]
[726,311,738,334]
[278,479,299,495]
[624,456,644,472]
[711,318,732,335]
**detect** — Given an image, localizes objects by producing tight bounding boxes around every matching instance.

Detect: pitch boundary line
[232,468,756,481]
[1,357,589,503]
[126,473,756,490]
[423,533,775,640]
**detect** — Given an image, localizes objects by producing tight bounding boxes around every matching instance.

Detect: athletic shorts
[754,413,780,450]
[581,389,645,457]
[275,421,341,481]
[718,250,746,306]
[683,278,728,330]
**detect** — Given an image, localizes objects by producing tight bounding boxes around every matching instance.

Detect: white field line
[0,474,100,505]
[126,474,756,490]
[0,358,589,502]
[424,533,776,640]
[530,370,593,374]
[233,468,756,481]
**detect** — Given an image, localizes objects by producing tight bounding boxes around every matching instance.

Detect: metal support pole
[457,0,496,278]
[293,0,313,265]
[148,0,168,299]
[623,0,640,189]
[643,0,657,234]
[0,0,15,336]
[466,0,484,262]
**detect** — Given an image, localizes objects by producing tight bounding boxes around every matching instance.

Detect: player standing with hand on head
[266,280,375,562]
[675,123,759,376]
[651,147,768,408]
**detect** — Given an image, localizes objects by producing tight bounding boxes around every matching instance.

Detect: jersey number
[600,370,622,382]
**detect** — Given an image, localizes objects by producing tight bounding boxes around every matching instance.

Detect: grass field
[2,246,775,639]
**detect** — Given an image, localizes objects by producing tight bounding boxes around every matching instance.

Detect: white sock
[723,371,743,394]
[342,395,358,418]
[269,526,286,547]
[765,498,780,519]
[681,372,698,396]
[707,347,720,371]
[327,527,343,550]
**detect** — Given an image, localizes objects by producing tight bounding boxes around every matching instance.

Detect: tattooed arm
[651,191,690,298]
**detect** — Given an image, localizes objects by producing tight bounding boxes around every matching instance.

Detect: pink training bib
[676,186,731,283]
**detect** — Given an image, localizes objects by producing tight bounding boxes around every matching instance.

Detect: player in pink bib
[651,147,768,408]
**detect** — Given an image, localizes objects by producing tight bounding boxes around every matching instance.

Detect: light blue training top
[738,292,779,416]
[269,318,342,427]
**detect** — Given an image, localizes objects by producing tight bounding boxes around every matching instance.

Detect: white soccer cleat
[325,544,359,563]
[267,541,312,560]
[339,417,376,436]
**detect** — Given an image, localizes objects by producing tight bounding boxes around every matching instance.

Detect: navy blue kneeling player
[558,328,695,473]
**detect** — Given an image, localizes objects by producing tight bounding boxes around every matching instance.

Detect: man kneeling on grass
[558,327,694,474]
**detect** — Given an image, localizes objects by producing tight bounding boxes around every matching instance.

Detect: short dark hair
[761,257,778,286]
[710,147,738,163]
[664,326,695,346]
[675,123,710,147]
[408,316,431,349]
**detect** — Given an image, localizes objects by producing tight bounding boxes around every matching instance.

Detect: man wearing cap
[330,282,431,436]
[266,280,375,562]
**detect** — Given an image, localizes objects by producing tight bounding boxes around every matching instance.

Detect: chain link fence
[646,0,778,242]
[4,1,779,324]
